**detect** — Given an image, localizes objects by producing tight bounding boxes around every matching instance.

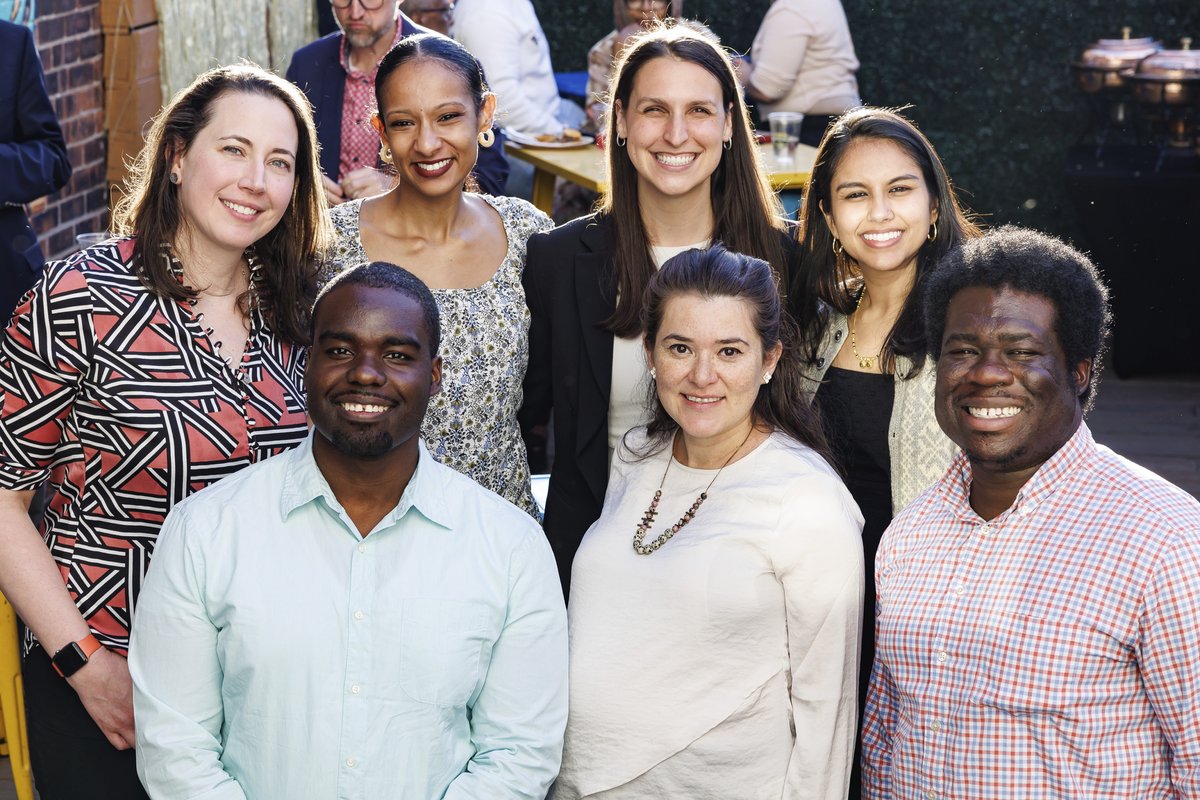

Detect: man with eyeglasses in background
[287,0,507,205]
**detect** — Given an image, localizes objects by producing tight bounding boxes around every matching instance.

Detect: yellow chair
[0,591,34,800]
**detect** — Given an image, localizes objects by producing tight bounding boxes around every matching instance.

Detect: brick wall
[31,0,109,261]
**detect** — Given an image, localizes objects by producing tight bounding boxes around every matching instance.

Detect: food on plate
[535,128,583,143]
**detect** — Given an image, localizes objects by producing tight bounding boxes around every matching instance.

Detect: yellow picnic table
[506,141,818,214]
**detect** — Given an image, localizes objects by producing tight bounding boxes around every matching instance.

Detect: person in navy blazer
[0,19,72,324]
[285,4,508,199]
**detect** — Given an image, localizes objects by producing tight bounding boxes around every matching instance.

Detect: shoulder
[480,194,553,238]
[289,32,343,70]
[1085,445,1200,537]
[530,213,608,253]
[167,447,296,529]
[425,456,545,546]
[41,237,139,292]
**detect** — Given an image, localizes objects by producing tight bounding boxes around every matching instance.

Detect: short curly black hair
[313,262,442,357]
[924,226,1111,411]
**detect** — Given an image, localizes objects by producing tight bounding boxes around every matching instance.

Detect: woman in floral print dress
[320,34,551,515]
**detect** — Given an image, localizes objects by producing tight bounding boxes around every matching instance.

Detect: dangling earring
[722,139,732,150]
[649,367,656,380]
[380,144,393,165]
[831,237,843,255]
[478,128,495,148]
[169,172,180,184]
[762,372,772,384]
[927,220,938,242]
[615,135,627,147]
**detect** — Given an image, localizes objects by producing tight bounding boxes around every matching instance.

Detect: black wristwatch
[51,634,103,678]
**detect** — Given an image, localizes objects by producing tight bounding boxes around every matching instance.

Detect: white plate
[503,128,595,149]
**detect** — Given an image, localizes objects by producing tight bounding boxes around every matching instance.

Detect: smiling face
[646,292,781,455]
[822,137,938,281]
[171,91,298,263]
[935,286,1088,484]
[373,57,494,198]
[306,283,443,467]
[614,56,732,208]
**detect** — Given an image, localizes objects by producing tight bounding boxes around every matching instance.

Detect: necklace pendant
[857,355,876,369]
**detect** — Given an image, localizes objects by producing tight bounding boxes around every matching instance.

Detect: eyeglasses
[330,0,388,10]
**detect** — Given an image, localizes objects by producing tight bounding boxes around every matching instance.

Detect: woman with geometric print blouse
[0,64,330,800]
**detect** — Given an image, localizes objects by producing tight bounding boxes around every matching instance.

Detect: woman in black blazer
[521,23,821,594]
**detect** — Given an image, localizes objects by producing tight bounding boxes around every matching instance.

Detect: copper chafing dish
[1071,28,1161,93]
[1125,37,1200,107]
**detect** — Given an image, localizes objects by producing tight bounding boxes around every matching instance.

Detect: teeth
[416,159,452,172]
[656,153,696,167]
[341,402,388,413]
[863,231,902,242]
[223,200,259,215]
[685,395,719,404]
[967,406,1021,418]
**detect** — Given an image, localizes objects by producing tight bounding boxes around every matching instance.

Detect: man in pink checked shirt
[863,226,1200,799]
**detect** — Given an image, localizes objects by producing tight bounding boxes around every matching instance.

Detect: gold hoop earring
[832,237,843,255]
[478,128,495,148]
[380,145,393,165]
[928,221,938,242]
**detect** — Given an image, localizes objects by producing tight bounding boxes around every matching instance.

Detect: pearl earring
[763,372,772,384]
[649,367,656,380]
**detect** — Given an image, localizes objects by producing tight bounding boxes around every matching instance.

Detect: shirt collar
[940,421,1097,523]
[339,15,406,77]
[280,432,455,533]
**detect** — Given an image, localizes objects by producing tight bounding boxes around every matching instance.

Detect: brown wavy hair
[600,21,790,339]
[112,62,331,345]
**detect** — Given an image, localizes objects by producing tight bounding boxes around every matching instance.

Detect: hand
[67,647,136,750]
[340,167,396,201]
[323,174,347,206]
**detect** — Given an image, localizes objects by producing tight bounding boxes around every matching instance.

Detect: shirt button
[357,543,366,553]
[979,523,991,535]
[952,582,965,597]
[834,330,842,341]
[816,357,825,367]
[930,719,941,731]
[936,651,948,663]
[926,792,937,800]
[354,610,364,620]
[246,418,256,427]
[346,757,357,768]
[350,684,361,694]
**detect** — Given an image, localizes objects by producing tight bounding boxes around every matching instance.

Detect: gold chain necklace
[849,287,880,370]
[632,426,755,556]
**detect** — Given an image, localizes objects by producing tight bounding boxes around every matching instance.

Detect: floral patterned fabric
[320,194,552,516]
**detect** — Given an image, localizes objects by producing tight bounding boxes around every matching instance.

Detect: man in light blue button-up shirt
[129,263,568,799]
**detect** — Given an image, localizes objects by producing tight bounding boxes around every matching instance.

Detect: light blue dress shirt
[129,434,568,800]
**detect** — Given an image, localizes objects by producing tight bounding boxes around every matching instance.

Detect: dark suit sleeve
[474,126,510,197]
[519,229,553,471]
[0,23,72,205]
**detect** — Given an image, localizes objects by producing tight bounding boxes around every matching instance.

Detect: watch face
[52,641,89,678]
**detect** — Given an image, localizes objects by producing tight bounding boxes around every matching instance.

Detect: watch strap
[51,634,103,678]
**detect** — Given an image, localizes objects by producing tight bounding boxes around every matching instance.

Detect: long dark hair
[601,21,789,338]
[796,106,981,376]
[634,244,830,460]
[374,33,489,192]
[112,63,329,346]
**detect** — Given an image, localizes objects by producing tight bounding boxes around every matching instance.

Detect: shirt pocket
[970,611,1127,715]
[397,598,492,708]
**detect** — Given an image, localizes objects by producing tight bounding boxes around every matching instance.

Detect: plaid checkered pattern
[336,23,405,182]
[863,423,1200,799]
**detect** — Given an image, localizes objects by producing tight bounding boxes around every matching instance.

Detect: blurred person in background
[738,0,860,146]
[406,0,454,34]
[0,18,71,325]
[584,0,682,128]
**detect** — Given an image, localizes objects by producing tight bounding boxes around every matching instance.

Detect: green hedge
[534,0,1199,243]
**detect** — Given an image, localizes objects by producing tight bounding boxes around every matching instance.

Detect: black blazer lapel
[573,221,617,506]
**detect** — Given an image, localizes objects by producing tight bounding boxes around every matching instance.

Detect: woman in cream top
[556,246,863,799]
